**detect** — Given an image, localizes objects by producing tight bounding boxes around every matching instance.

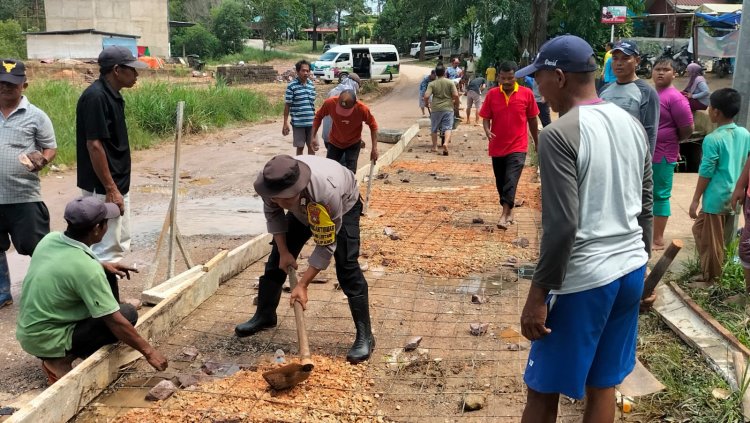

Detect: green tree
[333,0,368,44]
[172,23,220,58]
[307,0,335,51]
[0,19,26,59]
[211,0,250,55]
[247,0,300,51]
[548,0,644,53]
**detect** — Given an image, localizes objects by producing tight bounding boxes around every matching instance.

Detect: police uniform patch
[307,202,335,245]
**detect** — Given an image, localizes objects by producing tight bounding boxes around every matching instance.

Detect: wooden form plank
[653,283,748,391]
[141,265,204,305]
[7,233,273,423]
[355,123,419,183]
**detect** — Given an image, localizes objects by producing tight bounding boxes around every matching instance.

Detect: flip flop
[496,221,508,230]
[41,361,60,385]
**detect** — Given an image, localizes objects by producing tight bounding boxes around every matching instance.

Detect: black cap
[612,40,640,56]
[0,59,26,85]
[98,46,148,69]
[515,35,598,78]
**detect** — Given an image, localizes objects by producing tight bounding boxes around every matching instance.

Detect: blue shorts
[430,110,454,134]
[524,265,646,400]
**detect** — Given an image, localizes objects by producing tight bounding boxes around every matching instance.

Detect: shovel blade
[262,362,314,390]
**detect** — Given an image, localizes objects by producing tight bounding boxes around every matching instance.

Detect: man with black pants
[0,59,57,309]
[235,155,375,364]
[479,61,539,229]
[16,196,168,384]
[76,46,147,262]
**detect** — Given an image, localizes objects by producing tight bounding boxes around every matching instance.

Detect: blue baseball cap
[612,39,640,56]
[515,35,598,78]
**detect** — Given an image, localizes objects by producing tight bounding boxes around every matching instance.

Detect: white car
[410,41,441,58]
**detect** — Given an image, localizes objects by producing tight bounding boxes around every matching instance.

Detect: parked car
[323,43,339,53]
[410,41,441,58]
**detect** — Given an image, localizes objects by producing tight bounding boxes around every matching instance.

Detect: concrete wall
[44,0,169,57]
[27,32,104,59]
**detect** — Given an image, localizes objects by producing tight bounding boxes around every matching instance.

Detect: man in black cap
[76,46,147,262]
[599,39,659,155]
[235,155,375,364]
[515,35,652,422]
[0,58,57,309]
[16,196,168,384]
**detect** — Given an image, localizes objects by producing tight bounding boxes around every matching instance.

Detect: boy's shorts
[739,195,750,269]
[292,126,313,148]
[430,111,454,134]
[524,265,646,400]
[466,91,482,110]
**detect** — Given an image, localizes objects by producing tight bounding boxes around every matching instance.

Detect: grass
[274,40,324,55]
[637,312,744,421]
[675,239,750,348]
[209,47,297,65]
[24,79,284,166]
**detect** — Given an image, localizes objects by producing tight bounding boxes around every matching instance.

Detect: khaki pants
[692,212,732,282]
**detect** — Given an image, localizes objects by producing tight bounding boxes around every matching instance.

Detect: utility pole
[733,0,749,128]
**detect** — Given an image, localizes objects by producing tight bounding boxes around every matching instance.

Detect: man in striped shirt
[283,60,317,156]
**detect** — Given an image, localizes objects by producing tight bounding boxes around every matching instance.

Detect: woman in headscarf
[682,63,710,112]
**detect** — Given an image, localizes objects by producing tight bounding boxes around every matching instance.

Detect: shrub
[211,0,250,55]
[172,24,220,59]
[0,19,26,59]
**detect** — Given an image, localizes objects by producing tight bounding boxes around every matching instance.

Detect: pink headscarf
[684,63,706,94]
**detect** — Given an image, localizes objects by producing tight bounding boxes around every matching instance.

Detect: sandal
[442,150,449,156]
[496,220,508,230]
[41,361,60,385]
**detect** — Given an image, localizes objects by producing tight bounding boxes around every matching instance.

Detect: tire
[677,62,687,77]
[642,62,652,79]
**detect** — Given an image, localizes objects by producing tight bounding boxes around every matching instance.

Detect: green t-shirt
[16,232,119,358]
[698,123,750,214]
[425,77,458,112]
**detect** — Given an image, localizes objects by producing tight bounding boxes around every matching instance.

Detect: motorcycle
[713,58,733,78]
[661,45,690,76]
[636,53,655,79]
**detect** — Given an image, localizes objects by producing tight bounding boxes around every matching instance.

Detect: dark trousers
[0,202,50,255]
[262,199,367,299]
[67,303,138,359]
[327,141,362,173]
[537,102,551,127]
[492,153,526,208]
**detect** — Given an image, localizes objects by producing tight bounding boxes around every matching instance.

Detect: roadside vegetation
[633,240,749,421]
[25,79,284,166]
[209,46,297,65]
[274,40,324,55]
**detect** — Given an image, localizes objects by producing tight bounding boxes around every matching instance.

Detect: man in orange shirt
[312,90,379,172]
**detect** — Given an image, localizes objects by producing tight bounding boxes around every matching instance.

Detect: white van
[312,44,400,84]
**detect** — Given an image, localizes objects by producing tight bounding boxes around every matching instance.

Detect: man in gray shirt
[599,39,660,155]
[515,35,652,423]
[0,59,57,309]
[465,76,486,124]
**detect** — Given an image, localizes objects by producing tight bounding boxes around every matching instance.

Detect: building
[29,0,169,59]
[643,0,728,38]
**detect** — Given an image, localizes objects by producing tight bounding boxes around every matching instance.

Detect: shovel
[262,267,314,390]
[363,160,383,217]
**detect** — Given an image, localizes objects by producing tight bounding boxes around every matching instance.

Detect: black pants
[492,153,526,208]
[0,202,50,255]
[67,303,138,359]
[327,141,362,173]
[262,199,367,299]
[537,101,551,127]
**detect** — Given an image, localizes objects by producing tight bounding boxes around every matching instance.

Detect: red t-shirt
[478,84,539,157]
[313,97,378,148]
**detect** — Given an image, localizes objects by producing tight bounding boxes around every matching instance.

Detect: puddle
[132,196,267,244]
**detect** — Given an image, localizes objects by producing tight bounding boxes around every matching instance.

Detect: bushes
[172,24,220,59]
[24,80,284,166]
[0,19,25,59]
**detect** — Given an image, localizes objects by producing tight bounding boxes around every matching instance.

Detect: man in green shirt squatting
[16,196,168,384]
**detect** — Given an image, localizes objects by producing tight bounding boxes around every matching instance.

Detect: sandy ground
[0,63,427,408]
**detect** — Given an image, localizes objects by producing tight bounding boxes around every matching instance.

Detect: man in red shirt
[479,61,539,230]
[312,90,379,172]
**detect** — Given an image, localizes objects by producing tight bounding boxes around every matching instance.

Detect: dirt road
[0,64,428,405]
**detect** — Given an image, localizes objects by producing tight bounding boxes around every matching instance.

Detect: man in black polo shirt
[76,46,146,262]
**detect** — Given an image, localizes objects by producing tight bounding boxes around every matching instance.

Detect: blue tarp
[696,12,742,28]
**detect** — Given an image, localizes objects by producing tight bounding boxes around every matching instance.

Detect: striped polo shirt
[0,96,57,204]
[285,78,316,128]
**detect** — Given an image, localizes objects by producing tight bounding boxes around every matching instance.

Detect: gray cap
[98,46,148,69]
[64,196,120,227]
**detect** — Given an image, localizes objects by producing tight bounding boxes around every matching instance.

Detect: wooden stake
[643,239,683,299]
[168,101,185,278]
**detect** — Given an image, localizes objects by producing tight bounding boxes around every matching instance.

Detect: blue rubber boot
[0,251,12,308]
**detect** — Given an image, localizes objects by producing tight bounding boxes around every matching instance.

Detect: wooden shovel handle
[642,239,683,299]
[364,159,376,214]
[288,267,312,363]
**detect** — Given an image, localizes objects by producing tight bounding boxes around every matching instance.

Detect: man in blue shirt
[283,60,317,156]
[419,70,436,116]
